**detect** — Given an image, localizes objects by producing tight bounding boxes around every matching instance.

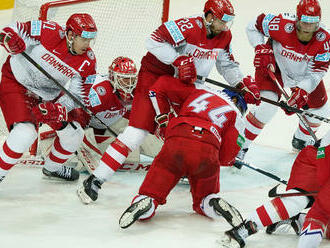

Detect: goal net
[0,0,167,165]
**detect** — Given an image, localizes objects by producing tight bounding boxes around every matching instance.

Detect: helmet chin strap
[203,16,214,35]
[66,32,77,55]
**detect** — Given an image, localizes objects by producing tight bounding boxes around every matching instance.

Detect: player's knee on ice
[8,122,38,153]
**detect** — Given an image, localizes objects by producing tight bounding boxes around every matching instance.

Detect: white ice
[0,1,329,248]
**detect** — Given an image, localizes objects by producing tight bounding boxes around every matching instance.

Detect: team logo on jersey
[87,50,95,60]
[195,19,203,29]
[59,29,65,39]
[96,86,106,96]
[316,32,326,42]
[284,23,294,33]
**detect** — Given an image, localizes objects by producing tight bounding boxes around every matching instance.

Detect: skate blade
[216,234,241,248]
[42,174,78,182]
[76,186,93,205]
[119,198,152,229]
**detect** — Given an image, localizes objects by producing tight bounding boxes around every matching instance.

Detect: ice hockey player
[118,74,248,228]
[237,0,330,160]
[220,130,330,248]
[33,57,137,173]
[0,13,97,182]
[77,0,261,204]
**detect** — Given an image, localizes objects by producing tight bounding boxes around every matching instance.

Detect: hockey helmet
[204,0,235,23]
[66,13,97,39]
[222,89,247,114]
[297,0,321,23]
[109,57,138,102]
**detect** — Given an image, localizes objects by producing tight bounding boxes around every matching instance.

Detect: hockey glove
[0,27,26,55]
[154,113,172,141]
[254,43,276,73]
[172,55,197,84]
[237,76,261,105]
[32,102,68,130]
[283,87,308,116]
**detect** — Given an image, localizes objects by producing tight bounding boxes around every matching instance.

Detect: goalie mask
[109,57,138,103]
[296,0,321,33]
[204,0,235,32]
[222,89,247,114]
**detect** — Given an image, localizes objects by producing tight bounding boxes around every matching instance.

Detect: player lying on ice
[76,0,261,205]
[118,74,249,228]
[237,0,330,160]
[219,130,330,248]
[0,13,97,182]
[33,56,138,174]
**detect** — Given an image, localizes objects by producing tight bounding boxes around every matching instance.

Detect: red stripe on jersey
[256,205,273,227]
[299,124,312,135]
[3,141,23,159]
[49,152,68,164]
[244,129,258,141]
[53,137,72,156]
[101,152,122,171]
[111,139,131,157]
[271,198,289,220]
[246,112,265,129]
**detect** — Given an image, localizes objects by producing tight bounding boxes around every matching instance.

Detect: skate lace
[58,167,72,178]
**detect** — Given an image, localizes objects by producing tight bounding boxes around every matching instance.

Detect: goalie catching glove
[236,76,261,105]
[32,102,68,130]
[0,27,26,55]
[172,55,197,84]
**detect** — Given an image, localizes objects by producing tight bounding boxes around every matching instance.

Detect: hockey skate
[209,197,243,227]
[119,196,153,229]
[236,148,248,161]
[42,166,79,181]
[266,213,304,235]
[77,175,104,204]
[218,221,257,248]
[0,175,5,183]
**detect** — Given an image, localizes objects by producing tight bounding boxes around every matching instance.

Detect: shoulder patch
[262,14,276,37]
[195,19,203,29]
[284,23,294,33]
[88,88,101,107]
[87,50,95,60]
[316,32,326,42]
[31,20,42,36]
[164,20,185,44]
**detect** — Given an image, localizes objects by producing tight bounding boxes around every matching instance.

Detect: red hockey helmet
[204,0,235,23]
[296,0,321,23]
[109,57,138,102]
[66,13,97,39]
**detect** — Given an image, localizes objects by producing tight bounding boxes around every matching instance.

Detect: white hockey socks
[247,191,310,231]
[93,126,148,181]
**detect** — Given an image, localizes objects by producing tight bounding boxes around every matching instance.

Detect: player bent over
[77,0,261,204]
[33,57,137,181]
[237,0,330,160]
[118,75,247,228]
[220,131,330,248]
[0,13,97,182]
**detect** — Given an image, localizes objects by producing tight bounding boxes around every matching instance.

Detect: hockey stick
[21,51,118,137]
[268,184,317,198]
[268,70,318,143]
[233,159,288,185]
[197,75,330,124]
